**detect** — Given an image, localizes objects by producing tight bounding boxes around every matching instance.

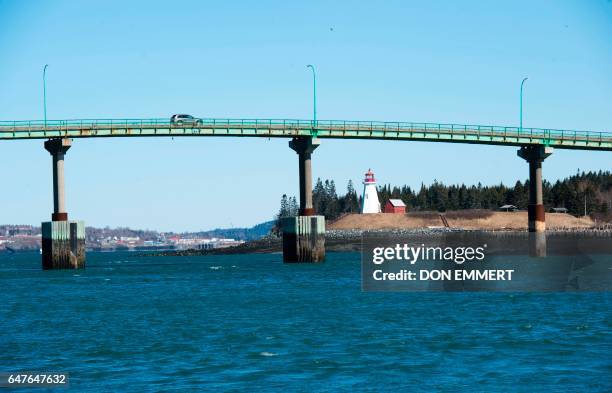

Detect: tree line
[276,170,611,222]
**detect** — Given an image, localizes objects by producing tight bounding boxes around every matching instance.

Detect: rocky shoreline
[146,226,612,257]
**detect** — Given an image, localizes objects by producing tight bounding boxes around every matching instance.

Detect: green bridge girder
[0,118,611,150]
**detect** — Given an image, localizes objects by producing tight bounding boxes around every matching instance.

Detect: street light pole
[43,64,49,128]
[520,77,528,132]
[306,64,316,131]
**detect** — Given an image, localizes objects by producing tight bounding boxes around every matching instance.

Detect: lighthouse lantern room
[361,169,381,214]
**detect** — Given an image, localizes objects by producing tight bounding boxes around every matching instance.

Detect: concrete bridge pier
[282,137,325,263]
[517,145,553,233]
[41,138,85,270]
[518,145,552,258]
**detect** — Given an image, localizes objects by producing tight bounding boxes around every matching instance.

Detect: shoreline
[149,227,612,257]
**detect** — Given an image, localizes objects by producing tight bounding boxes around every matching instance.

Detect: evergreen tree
[343,180,360,213]
[289,196,299,216]
[323,180,340,218]
[274,194,299,234]
[312,178,325,214]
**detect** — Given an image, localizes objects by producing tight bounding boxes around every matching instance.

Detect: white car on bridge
[170,114,203,126]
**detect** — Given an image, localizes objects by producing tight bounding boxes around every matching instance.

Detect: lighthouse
[361,169,381,214]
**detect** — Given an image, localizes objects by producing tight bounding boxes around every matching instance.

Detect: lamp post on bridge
[520,77,528,132]
[306,64,317,132]
[43,64,49,128]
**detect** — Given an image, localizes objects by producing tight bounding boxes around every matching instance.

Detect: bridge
[1,118,611,150]
[1,117,610,268]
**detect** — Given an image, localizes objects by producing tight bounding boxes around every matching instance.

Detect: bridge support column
[517,145,553,232]
[41,138,85,270]
[283,137,325,262]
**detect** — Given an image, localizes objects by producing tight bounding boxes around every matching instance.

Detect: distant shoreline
[150,210,609,257]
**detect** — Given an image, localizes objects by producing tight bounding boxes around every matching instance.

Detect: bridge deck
[0,119,610,150]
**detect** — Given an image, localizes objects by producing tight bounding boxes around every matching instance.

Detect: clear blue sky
[0,0,610,232]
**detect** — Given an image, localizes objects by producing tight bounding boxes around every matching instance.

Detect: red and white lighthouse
[361,169,381,214]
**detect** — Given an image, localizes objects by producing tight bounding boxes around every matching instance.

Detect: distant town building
[384,199,406,214]
[120,236,140,243]
[197,238,244,250]
[6,225,36,236]
[550,207,568,213]
[499,204,518,212]
[361,169,381,214]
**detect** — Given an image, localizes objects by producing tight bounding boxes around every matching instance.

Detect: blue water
[0,251,610,392]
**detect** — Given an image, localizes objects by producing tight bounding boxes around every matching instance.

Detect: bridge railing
[0,118,610,143]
